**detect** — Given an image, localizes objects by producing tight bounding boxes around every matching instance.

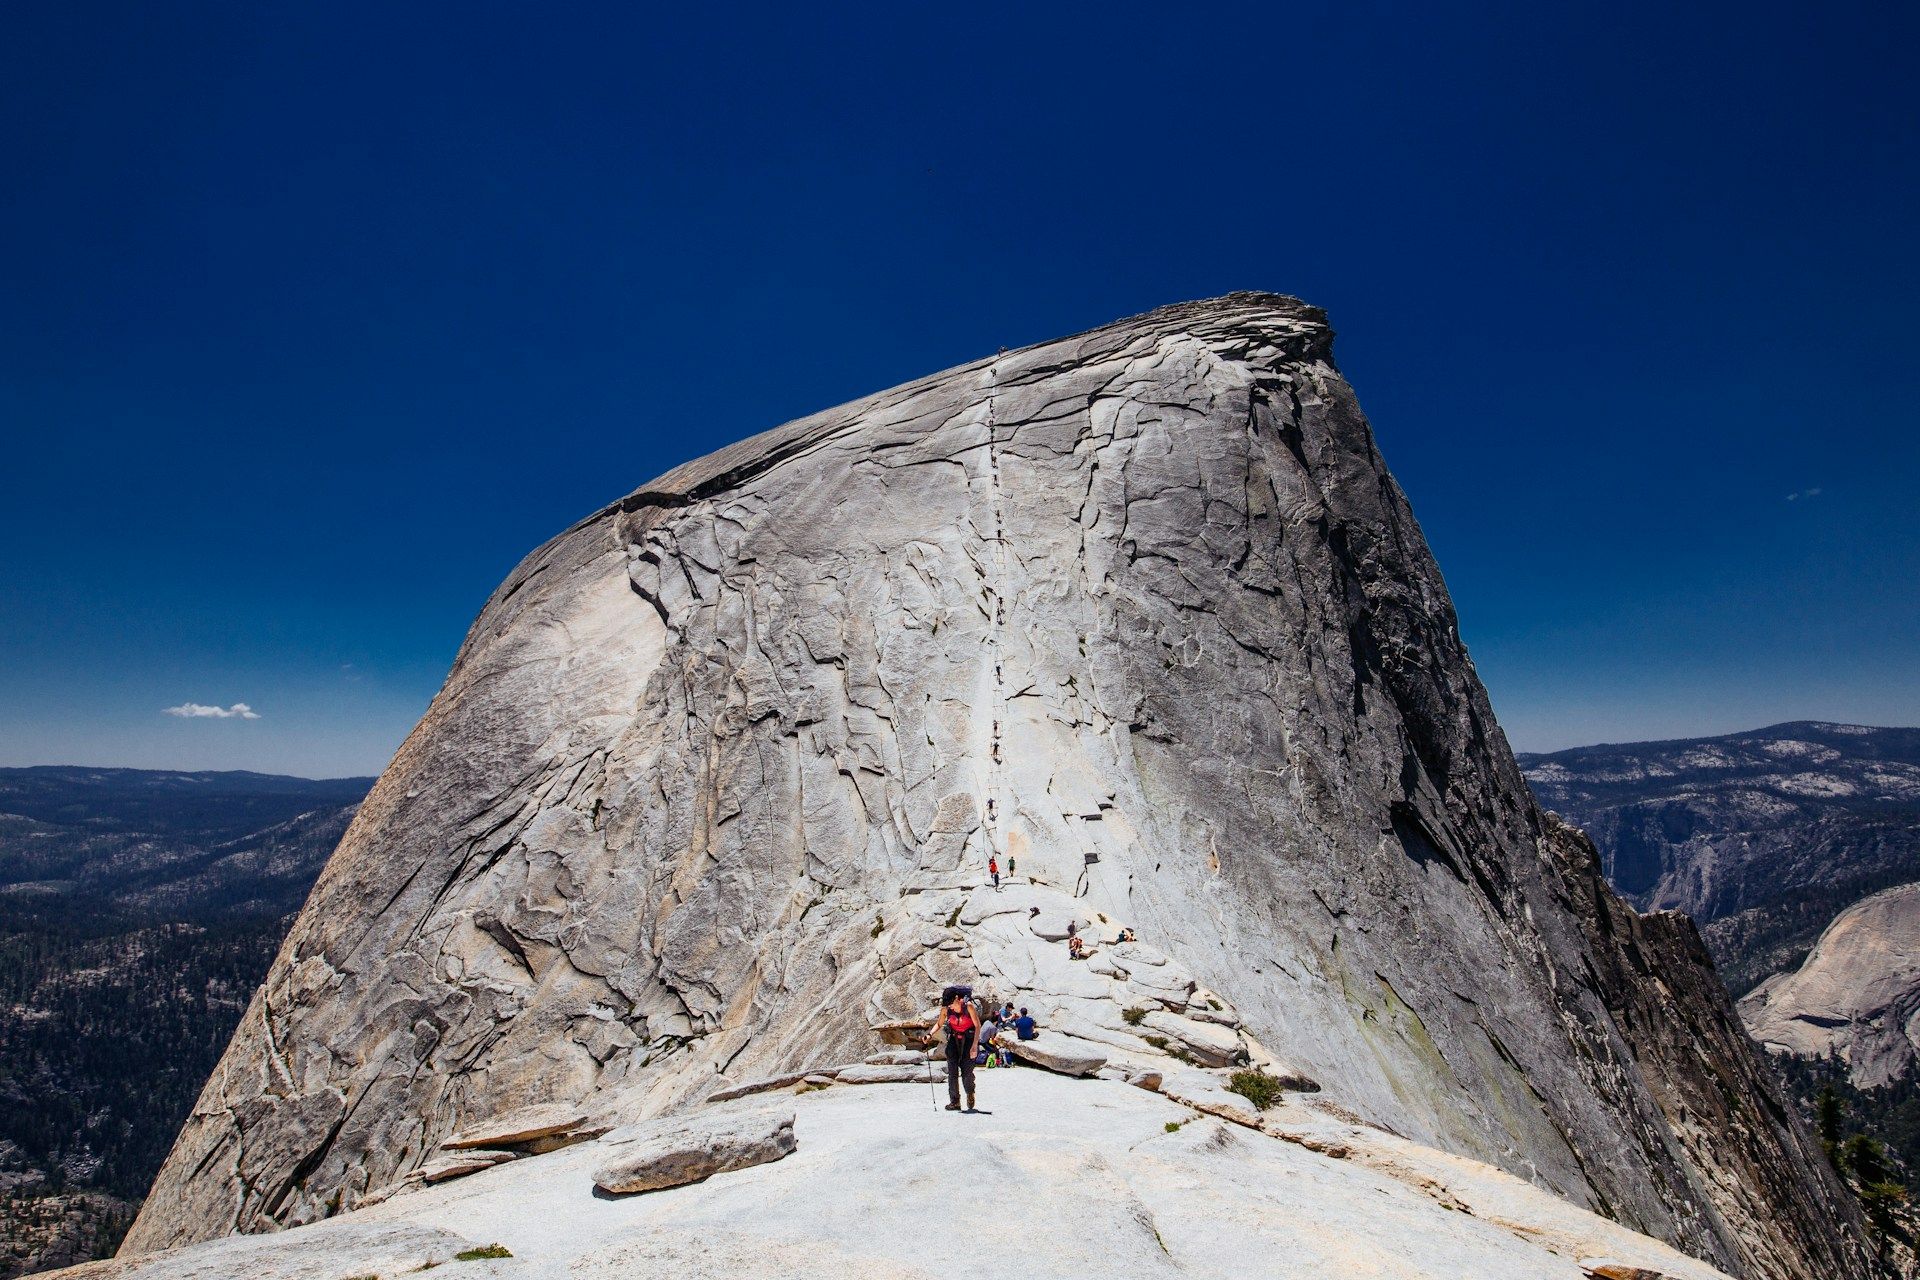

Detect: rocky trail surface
[52,1068,1740,1280]
[118,294,1870,1278]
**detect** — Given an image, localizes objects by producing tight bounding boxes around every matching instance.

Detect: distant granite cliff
[123,296,1869,1277]
[1521,722,1920,997]
[1739,882,1920,1088]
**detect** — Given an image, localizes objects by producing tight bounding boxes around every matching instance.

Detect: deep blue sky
[2,3,1915,778]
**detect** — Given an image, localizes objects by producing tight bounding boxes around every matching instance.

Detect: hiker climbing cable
[989,855,1000,889]
[934,985,980,1111]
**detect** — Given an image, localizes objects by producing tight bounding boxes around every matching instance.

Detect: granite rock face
[1739,882,1920,1087]
[123,294,1868,1277]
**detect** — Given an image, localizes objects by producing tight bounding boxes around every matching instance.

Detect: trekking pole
[925,1035,939,1110]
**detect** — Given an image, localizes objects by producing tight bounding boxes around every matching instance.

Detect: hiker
[1008,855,1016,879]
[935,987,980,1110]
[977,1009,1001,1066]
[1000,1001,1015,1024]
[1067,935,1087,960]
[1015,1007,1037,1040]
[1116,926,1136,944]
[988,855,1000,889]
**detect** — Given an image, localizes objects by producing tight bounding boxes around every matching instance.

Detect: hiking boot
[966,1093,976,1110]
[944,1102,961,1111]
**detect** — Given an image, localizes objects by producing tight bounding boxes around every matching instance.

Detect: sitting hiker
[1015,1007,1037,1040]
[1117,926,1137,943]
[976,1012,1001,1065]
[1067,935,1087,960]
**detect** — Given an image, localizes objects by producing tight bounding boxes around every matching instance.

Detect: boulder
[706,1066,858,1103]
[834,1063,927,1085]
[1583,1262,1670,1280]
[864,1049,932,1066]
[1141,1011,1243,1067]
[41,1221,477,1278]
[871,1019,934,1046]
[417,1150,517,1184]
[442,1102,588,1150]
[1010,1032,1108,1077]
[593,1106,797,1195]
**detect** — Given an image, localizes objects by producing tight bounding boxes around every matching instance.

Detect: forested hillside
[0,769,368,1276]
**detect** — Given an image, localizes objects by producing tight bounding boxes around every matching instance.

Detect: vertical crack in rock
[123,295,1872,1280]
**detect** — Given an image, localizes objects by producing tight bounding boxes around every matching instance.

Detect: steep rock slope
[1521,723,1920,996]
[123,295,1867,1277]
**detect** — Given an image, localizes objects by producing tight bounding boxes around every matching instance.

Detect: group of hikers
[926,987,1037,1111]
[1064,918,1134,960]
[925,855,1141,1111]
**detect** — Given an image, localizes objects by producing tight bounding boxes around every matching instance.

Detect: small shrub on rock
[454,1244,513,1261]
[1123,1007,1147,1025]
[1227,1069,1284,1111]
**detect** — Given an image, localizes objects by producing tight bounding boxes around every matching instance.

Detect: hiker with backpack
[933,986,981,1111]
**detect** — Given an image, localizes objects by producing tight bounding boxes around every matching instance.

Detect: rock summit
[124,295,1867,1278]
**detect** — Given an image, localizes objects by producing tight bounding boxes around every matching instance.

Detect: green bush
[454,1244,513,1261]
[1227,1069,1284,1111]
[1123,1007,1147,1026]
[1163,1120,1184,1133]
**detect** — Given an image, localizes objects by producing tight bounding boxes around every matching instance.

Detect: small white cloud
[1785,487,1825,502]
[164,702,262,720]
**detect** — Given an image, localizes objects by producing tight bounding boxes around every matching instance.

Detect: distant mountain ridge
[1520,721,1920,997]
[0,766,373,920]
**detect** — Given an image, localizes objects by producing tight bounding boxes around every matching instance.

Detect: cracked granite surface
[123,294,1868,1278]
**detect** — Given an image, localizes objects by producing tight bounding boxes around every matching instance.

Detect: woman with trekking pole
[933,986,980,1112]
